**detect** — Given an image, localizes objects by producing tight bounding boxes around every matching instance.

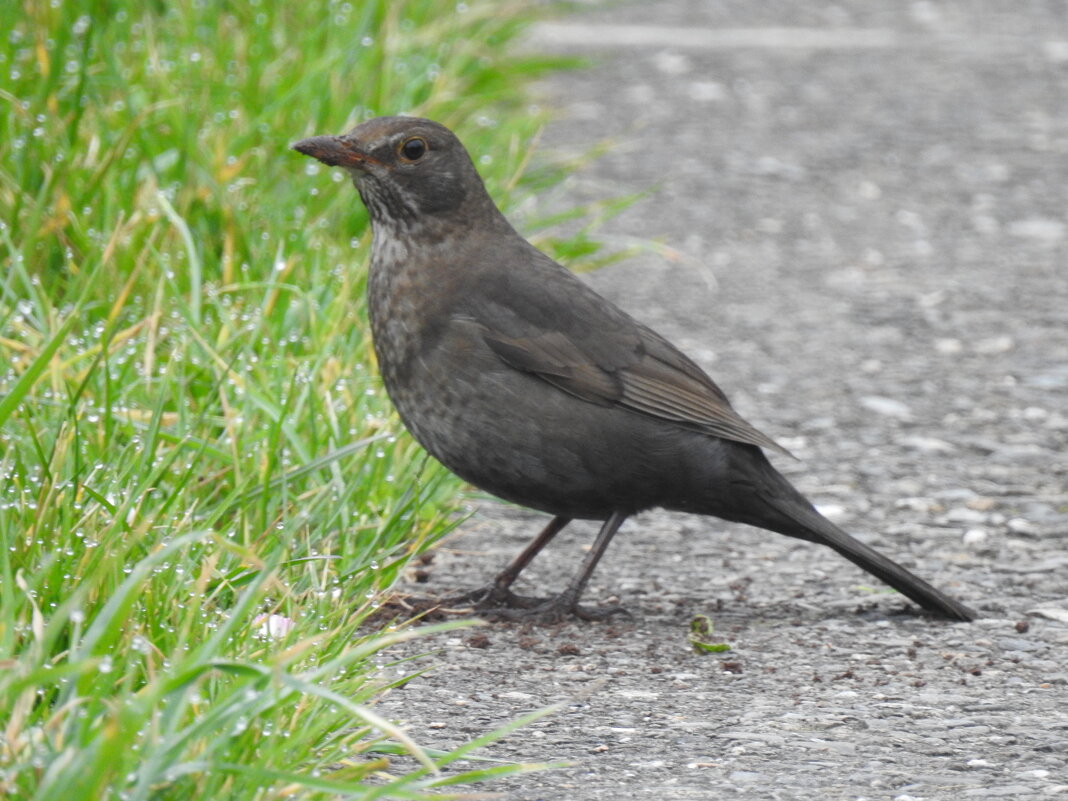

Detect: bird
[292,116,975,623]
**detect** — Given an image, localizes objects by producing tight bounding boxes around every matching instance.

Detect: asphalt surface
[375,2,1068,798]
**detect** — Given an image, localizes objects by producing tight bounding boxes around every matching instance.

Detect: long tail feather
[727,452,976,621]
[766,493,975,620]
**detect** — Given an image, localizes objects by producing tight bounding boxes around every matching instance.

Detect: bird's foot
[441,585,630,623]
[440,584,545,611]
[480,594,631,624]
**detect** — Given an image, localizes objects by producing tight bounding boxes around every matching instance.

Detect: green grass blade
[0,311,78,429]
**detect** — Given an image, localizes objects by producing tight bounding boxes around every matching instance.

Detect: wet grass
[0,1,595,798]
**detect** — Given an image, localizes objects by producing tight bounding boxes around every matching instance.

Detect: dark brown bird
[292,116,975,623]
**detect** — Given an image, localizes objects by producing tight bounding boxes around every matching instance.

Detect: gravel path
[376,2,1068,798]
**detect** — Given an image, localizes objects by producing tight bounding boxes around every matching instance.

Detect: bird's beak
[291,135,368,169]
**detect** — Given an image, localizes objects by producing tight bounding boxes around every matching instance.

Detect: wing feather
[467,247,791,456]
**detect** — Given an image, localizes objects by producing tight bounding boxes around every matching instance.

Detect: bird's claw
[493,598,632,623]
[441,585,545,611]
[480,596,631,624]
[442,585,630,623]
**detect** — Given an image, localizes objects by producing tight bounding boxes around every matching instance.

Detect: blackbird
[293,116,975,623]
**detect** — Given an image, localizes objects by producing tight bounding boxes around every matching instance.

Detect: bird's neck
[367,193,515,269]
[364,202,520,373]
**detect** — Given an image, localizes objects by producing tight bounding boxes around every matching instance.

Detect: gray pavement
[376,2,1068,798]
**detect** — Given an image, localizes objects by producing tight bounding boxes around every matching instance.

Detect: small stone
[1044,40,1068,62]
[858,180,882,199]
[897,497,932,511]
[974,335,1015,354]
[900,435,956,453]
[1008,218,1065,241]
[1028,606,1068,624]
[687,81,726,104]
[963,528,988,544]
[860,358,882,373]
[729,770,761,783]
[860,395,913,419]
[944,507,987,524]
[1007,517,1038,535]
[816,503,848,522]
[653,51,691,75]
[1015,769,1050,779]
[999,638,1043,652]
[964,786,1036,797]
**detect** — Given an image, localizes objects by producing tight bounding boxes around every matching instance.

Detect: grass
[0,1,602,798]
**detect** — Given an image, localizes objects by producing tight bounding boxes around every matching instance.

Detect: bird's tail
[727,453,976,621]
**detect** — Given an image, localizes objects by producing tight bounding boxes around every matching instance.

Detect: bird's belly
[381,350,676,519]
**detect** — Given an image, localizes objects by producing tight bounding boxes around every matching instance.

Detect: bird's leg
[490,511,631,623]
[443,516,572,609]
[490,515,573,594]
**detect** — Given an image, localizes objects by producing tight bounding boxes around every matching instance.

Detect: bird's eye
[399,137,427,161]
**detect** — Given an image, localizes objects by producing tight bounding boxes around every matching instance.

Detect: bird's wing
[471,255,791,455]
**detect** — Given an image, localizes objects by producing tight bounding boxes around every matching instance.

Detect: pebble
[729,770,761,783]
[1008,218,1065,241]
[943,507,987,524]
[998,638,1045,652]
[860,396,913,419]
[899,435,957,453]
[963,528,988,544]
[974,335,1015,354]
[963,785,1039,797]
[1029,607,1068,624]
[1007,517,1039,535]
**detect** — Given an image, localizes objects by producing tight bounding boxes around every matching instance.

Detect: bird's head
[293,116,486,226]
